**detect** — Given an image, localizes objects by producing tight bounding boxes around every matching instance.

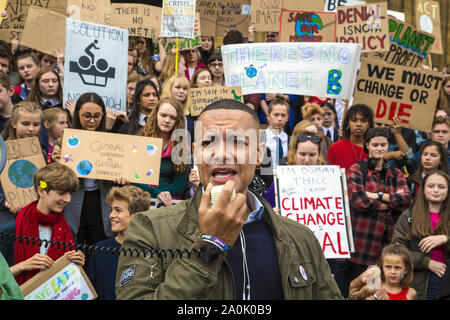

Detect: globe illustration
[8,160,38,188]
[76,160,93,176]
[245,65,257,78]
[68,134,80,148]
[146,144,158,156]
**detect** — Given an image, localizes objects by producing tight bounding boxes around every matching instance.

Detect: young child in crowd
[12,53,40,104]
[1,101,41,141]
[41,107,68,164]
[86,185,151,300]
[0,102,43,223]
[0,163,84,286]
[375,243,418,300]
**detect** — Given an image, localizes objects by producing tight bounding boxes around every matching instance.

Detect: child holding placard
[0,102,43,221]
[41,107,68,164]
[368,243,417,300]
[0,163,85,286]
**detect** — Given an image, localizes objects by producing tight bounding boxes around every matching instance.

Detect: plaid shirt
[347,161,412,265]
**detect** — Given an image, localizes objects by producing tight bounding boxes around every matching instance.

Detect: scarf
[14,200,74,285]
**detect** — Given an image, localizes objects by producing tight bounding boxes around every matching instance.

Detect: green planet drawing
[8,160,37,188]
[76,160,93,176]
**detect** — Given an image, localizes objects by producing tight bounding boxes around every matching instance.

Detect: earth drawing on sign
[8,160,38,188]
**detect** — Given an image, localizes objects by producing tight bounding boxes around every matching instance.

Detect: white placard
[221,42,361,100]
[63,18,128,111]
[24,262,95,300]
[275,165,352,259]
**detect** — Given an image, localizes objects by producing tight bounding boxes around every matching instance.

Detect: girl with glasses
[0,102,43,223]
[55,93,129,246]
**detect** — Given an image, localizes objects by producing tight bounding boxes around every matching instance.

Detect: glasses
[210,62,223,68]
[81,113,103,121]
[297,134,321,144]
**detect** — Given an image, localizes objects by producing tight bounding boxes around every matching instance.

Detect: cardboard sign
[0,0,7,22]
[0,0,66,41]
[161,0,196,39]
[21,255,97,300]
[251,0,325,32]
[221,42,361,99]
[275,165,353,259]
[368,17,435,68]
[155,13,202,53]
[197,0,251,37]
[279,10,336,43]
[323,0,366,12]
[156,35,202,54]
[20,6,66,56]
[110,3,161,39]
[0,137,46,209]
[336,2,390,53]
[66,0,111,25]
[63,18,128,112]
[190,86,243,116]
[60,129,162,184]
[415,0,443,55]
[352,57,442,132]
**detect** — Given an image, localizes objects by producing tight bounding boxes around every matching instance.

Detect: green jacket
[115,188,343,300]
[392,209,450,300]
[0,253,23,300]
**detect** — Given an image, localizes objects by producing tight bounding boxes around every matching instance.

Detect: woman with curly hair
[134,97,189,206]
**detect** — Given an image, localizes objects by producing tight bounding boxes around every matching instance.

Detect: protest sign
[66,0,111,25]
[155,14,202,54]
[20,6,66,56]
[336,2,389,53]
[221,42,361,100]
[250,0,325,32]
[275,165,353,259]
[279,10,336,43]
[161,0,196,39]
[60,129,162,185]
[0,0,66,41]
[0,137,45,208]
[352,57,442,132]
[368,17,435,68]
[0,0,7,22]
[415,0,443,55]
[190,86,243,116]
[110,3,161,39]
[154,36,202,55]
[197,0,251,37]
[21,255,97,300]
[323,0,365,12]
[63,18,128,111]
